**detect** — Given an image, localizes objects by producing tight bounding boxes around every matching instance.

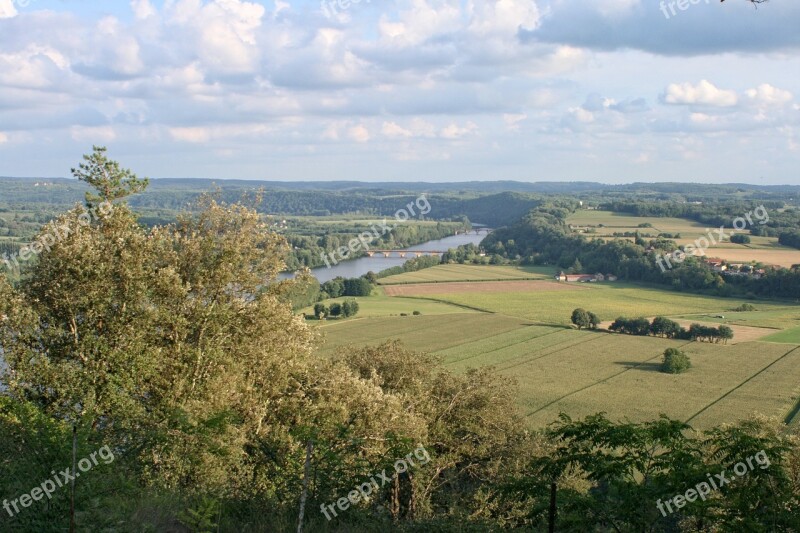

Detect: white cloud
[663,80,738,107]
[166,0,266,75]
[381,118,437,138]
[170,126,212,143]
[131,0,157,20]
[0,0,16,19]
[70,126,117,143]
[745,84,793,107]
[348,125,370,142]
[381,121,414,139]
[503,113,527,130]
[440,121,478,139]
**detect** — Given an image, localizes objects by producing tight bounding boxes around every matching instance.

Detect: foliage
[341,298,359,318]
[321,276,373,298]
[661,347,692,374]
[609,316,652,336]
[502,414,800,531]
[650,316,683,338]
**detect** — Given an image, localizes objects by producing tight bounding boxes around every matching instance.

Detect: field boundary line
[441,328,566,366]
[393,296,496,314]
[496,333,610,374]
[319,314,484,348]
[784,387,800,426]
[524,341,694,419]
[379,276,548,286]
[685,345,800,426]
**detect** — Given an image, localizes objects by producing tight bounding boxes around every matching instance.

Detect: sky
[0,0,798,184]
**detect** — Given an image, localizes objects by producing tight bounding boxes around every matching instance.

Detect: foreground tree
[0,147,320,498]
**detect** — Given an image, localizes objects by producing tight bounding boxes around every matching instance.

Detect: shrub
[329,303,342,317]
[662,348,691,374]
[313,303,328,319]
[341,299,359,318]
[571,308,591,330]
[413,311,421,315]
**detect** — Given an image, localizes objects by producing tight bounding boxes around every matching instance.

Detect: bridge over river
[366,250,443,258]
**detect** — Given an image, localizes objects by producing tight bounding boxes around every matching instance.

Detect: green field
[763,327,800,345]
[303,294,474,320]
[378,264,557,284]
[414,281,795,326]
[673,308,800,331]
[312,266,800,429]
[316,312,800,429]
[566,210,800,266]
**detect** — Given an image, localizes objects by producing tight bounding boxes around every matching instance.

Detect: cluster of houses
[556,272,618,283]
[705,258,769,278]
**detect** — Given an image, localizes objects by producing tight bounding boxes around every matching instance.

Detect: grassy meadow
[378,264,557,284]
[408,280,795,327]
[566,210,800,267]
[312,265,800,429]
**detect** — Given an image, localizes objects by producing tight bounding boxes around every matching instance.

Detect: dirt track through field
[383,280,586,297]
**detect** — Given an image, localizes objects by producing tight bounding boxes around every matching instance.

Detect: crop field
[314,266,800,429]
[673,307,800,331]
[382,280,583,298]
[315,313,531,355]
[566,210,800,267]
[763,327,800,345]
[302,294,474,319]
[378,264,557,285]
[410,281,794,326]
[317,311,800,429]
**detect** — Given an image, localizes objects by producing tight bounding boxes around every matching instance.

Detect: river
[282,231,489,283]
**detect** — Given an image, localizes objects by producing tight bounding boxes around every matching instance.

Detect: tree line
[482,202,800,300]
[609,316,734,344]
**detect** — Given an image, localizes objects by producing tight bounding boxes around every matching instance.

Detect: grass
[302,295,474,320]
[673,308,800,331]
[314,270,800,429]
[414,281,794,326]
[378,264,557,285]
[318,312,800,430]
[762,327,800,345]
[315,313,531,356]
[567,210,800,266]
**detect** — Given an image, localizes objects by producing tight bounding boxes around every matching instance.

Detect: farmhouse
[704,259,727,272]
[556,272,618,283]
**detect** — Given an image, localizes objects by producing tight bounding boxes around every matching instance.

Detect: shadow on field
[615,361,663,372]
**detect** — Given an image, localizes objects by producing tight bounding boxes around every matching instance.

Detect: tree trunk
[70,425,77,533]
[296,440,314,533]
[391,474,400,520]
[548,482,557,533]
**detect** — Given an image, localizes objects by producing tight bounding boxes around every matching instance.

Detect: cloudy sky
[0,0,798,183]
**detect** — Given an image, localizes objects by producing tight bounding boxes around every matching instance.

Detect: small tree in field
[314,303,328,319]
[571,308,591,330]
[718,325,734,344]
[341,298,359,318]
[588,312,601,330]
[662,348,691,374]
